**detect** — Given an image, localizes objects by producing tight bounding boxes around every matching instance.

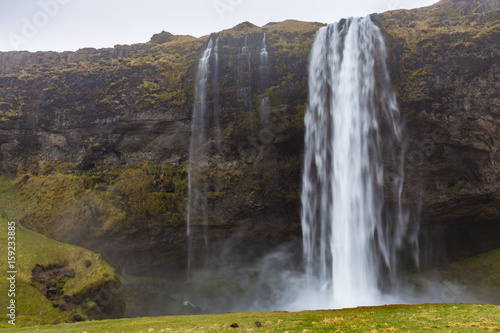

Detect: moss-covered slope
[0,220,125,327]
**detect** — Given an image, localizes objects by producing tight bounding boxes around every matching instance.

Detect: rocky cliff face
[378,0,500,258]
[0,0,499,316]
[0,19,322,315]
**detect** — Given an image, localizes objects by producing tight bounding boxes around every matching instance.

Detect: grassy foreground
[0,303,498,332]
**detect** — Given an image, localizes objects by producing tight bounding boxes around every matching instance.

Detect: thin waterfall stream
[187,38,213,274]
[260,33,270,123]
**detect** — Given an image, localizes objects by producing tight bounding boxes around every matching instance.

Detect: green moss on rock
[0,221,125,327]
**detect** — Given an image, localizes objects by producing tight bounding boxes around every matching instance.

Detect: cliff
[378,0,500,257]
[0,0,499,316]
[0,19,323,316]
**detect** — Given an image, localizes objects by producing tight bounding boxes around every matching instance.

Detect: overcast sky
[0,0,439,52]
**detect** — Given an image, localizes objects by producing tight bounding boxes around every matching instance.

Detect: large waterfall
[300,16,415,309]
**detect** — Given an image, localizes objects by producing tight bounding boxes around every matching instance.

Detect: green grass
[0,220,121,328]
[0,175,34,223]
[0,303,498,332]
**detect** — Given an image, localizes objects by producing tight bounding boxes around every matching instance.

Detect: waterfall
[300,16,415,309]
[260,33,268,72]
[260,97,270,123]
[242,34,250,58]
[187,38,213,273]
[213,37,221,148]
[238,35,251,110]
[259,33,270,123]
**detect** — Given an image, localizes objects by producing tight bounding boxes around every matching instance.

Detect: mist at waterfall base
[182,17,480,314]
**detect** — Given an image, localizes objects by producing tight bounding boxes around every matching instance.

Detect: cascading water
[260,97,270,124]
[300,16,416,309]
[213,37,222,149]
[238,35,251,110]
[259,33,270,123]
[187,38,213,273]
[260,33,268,73]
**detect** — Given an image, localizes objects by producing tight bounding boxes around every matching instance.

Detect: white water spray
[300,16,415,309]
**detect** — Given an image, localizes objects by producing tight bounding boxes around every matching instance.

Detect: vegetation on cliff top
[379,0,499,91]
[0,20,322,126]
[381,0,499,49]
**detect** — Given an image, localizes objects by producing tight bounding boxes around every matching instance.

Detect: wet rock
[64,271,75,278]
[47,287,58,295]
[32,264,125,320]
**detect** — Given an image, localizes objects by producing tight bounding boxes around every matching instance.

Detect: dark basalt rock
[32,264,125,321]
[64,271,75,278]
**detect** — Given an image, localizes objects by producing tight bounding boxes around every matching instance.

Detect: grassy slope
[0,303,497,332]
[0,162,188,242]
[0,175,34,223]
[431,247,500,303]
[0,219,120,328]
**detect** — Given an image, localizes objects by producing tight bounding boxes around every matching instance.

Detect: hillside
[0,220,124,327]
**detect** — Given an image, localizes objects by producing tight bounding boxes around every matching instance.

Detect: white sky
[0,0,439,52]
